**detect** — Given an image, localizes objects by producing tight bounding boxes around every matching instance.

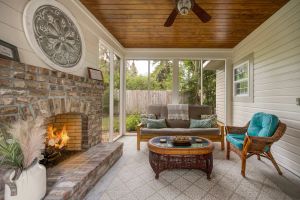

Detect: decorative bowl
[172,136,192,146]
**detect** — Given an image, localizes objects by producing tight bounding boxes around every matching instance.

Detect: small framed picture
[87,67,103,81]
[0,40,20,62]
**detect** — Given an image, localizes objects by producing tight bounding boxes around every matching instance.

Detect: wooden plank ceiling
[80,0,289,48]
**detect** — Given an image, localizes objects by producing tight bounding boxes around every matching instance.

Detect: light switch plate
[297,98,300,106]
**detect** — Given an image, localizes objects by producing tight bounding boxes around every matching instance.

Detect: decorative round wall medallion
[23,0,85,71]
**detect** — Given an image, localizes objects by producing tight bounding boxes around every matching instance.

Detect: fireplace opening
[41,113,88,167]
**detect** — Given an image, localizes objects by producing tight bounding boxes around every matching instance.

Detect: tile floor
[85,136,300,200]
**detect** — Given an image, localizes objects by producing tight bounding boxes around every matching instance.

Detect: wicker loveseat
[136,104,224,150]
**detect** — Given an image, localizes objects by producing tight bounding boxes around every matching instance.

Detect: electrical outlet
[297,98,300,106]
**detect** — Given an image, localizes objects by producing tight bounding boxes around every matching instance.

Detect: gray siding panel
[216,68,225,123]
[232,0,300,177]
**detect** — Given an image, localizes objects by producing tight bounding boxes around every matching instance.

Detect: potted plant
[0,117,46,200]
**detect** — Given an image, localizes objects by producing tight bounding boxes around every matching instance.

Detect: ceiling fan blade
[164,8,178,27]
[192,3,211,23]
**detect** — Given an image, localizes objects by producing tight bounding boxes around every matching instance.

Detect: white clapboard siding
[232,0,300,177]
[216,68,225,123]
[0,0,122,76]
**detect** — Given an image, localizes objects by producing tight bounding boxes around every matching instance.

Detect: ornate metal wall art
[33,5,82,68]
[23,0,85,71]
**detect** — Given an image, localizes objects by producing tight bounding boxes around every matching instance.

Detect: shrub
[126,114,141,132]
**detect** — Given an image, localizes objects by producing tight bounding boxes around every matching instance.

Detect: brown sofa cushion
[166,119,189,128]
[148,104,212,120]
[189,104,212,119]
[141,128,220,135]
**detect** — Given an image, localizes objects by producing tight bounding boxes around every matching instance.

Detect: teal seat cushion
[247,112,279,137]
[190,119,212,128]
[227,133,271,152]
[147,119,167,129]
[226,134,245,150]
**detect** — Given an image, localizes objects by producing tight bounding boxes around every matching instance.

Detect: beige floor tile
[158,185,181,200]
[182,170,202,183]
[209,184,233,200]
[174,194,191,200]
[229,193,247,200]
[84,136,300,200]
[133,184,156,200]
[171,177,193,192]
[202,194,219,200]
[184,185,207,200]
[147,178,169,191]
[161,171,181,183]
[146,193,165,200]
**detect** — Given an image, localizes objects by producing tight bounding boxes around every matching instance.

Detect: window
[233,53,254,102]
[234,61,249,96]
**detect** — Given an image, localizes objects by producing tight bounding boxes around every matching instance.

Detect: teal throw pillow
[247,112,279,137]
[147,119,167,129]
[201,114,218,127]
[190,119,212,128]
[141,114,156,125]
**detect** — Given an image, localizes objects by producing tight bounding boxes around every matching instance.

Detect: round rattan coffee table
[148,136,214,179]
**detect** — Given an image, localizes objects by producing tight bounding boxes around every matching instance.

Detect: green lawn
[102,116,120,132]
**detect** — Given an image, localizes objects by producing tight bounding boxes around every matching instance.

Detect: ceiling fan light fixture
[177,0,192,15]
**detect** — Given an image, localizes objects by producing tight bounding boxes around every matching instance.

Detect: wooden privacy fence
[126,90,172,114]
[125,90,189,114]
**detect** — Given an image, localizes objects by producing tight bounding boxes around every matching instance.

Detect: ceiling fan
[164,0,211,27]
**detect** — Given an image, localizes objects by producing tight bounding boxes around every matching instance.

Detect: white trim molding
[125,48,232,60]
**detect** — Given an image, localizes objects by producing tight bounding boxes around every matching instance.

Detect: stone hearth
[45,142,123,200]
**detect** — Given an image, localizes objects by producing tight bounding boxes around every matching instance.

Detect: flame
[47,125,70,149]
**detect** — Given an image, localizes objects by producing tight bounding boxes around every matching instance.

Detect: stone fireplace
[0,58,103,147]
[0,58,123,199]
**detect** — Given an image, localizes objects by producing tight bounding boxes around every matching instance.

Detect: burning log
[41,125,70,166]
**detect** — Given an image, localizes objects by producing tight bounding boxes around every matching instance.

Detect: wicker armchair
[225,120,286,177]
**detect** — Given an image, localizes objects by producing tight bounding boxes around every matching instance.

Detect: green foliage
[150,60,173,90]
[126,114,141,131]
[126,75,148,90]
[179,60,201,104]
[0,123,23,169]
[203,70,216,109]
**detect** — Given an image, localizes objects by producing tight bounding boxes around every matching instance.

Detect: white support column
[172,59,179,104]
[147,60,150,113]
[225,58,233,126]
[109,50,114,142]
[200,59,203,105]
[119,57,125,136]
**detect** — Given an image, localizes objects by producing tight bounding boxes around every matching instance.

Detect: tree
[203,70,216,110]
[150,60,173,90]
[126,61,148,90]
[179,60,201,104]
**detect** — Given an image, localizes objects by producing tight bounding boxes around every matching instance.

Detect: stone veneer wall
[0,58,103,147]
[0,58,104,192]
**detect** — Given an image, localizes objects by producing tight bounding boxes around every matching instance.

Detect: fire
[47,125,70,149]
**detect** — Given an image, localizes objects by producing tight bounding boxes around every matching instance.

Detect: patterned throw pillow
[140,114,156,125]
[147,119,167,129]
[190,119,212,128]
[201,114,218,128]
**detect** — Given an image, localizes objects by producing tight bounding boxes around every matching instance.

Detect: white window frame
[233,53,254,103]
[233,60,250,97]
[99,41,124,142]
